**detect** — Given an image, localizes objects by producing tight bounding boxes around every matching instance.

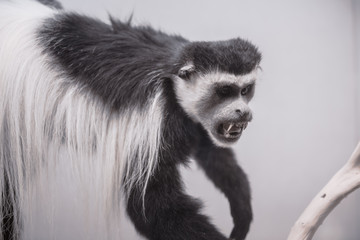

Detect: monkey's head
[173,38,261,147]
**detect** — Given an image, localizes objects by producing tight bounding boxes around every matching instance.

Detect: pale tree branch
[287,142,360,240]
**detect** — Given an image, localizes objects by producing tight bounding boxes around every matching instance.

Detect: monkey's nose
[235,109,252,122]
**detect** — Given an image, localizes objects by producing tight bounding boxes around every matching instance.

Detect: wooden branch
[287,142,360,240]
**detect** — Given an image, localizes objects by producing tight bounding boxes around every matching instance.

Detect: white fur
[179,62,195,74]
[0,1,163,239]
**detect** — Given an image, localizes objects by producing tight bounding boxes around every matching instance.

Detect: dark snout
[214,109,252,143]
[235,109,253,122]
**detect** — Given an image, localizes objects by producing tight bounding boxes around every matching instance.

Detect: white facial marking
[174,68,259,147]
[174,68,259,120]
[179,62,195,73]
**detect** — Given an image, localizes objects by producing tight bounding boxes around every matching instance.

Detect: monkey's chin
[209,133,241,148]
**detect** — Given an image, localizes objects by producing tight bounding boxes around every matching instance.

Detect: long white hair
[0,1,164,239]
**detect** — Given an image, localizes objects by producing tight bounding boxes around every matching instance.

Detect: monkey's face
[174,65,259,147]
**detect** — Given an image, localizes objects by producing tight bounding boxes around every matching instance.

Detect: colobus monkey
[0,0,261,239]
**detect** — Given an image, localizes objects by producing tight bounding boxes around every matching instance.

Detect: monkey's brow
[213,81,240,88]
[237,77,256,88]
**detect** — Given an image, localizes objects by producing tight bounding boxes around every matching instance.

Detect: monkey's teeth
[221,122,248,139]
[227,123,234,132]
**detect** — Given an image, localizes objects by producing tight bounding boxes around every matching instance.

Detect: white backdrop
[59,0,360,239]
[355,0,360,142]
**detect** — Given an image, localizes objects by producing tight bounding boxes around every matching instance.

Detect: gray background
[59,0,360,239]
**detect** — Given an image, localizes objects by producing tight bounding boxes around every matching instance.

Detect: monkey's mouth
[216,122,248,142]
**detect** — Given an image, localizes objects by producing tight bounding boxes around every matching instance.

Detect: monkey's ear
[178,63,195,80]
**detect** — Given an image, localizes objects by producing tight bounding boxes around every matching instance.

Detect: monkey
[0,0,261,239]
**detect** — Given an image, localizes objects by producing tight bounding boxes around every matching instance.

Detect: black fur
[177,40,261,76]
[194,127,252,240]
[34,6,261,240]
[39,14,187,110]
[37,0,63,9]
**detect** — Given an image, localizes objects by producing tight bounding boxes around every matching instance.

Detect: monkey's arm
[193,129,252,240]
[126,162,228,240]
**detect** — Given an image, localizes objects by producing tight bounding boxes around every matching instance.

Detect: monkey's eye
[241,84,254,96]
[178,69,192,79]
[215,85,238,98]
